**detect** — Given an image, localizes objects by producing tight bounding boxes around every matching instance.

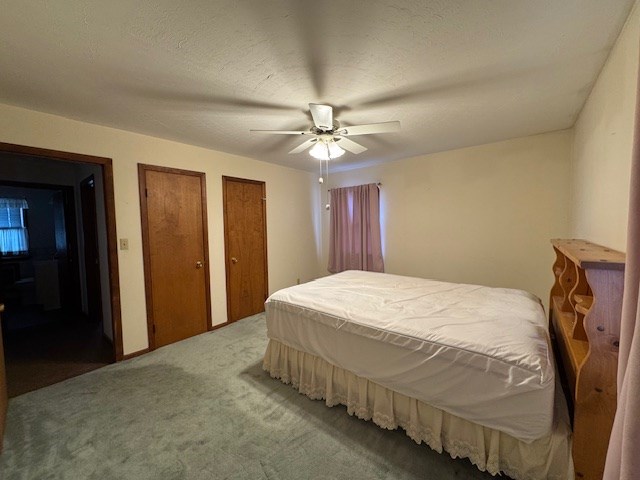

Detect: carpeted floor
[0,314,496,479]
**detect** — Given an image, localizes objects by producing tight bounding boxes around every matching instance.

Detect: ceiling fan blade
[336,137,367,155]
[250,129,312,135]
[338,121,401,136]
[288,138,318,154]
[309,103,333,130]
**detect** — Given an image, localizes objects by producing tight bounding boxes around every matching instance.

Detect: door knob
[196,261,204,269]
[231,257,238,264]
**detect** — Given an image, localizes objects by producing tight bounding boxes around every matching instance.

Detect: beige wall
[321,130,573,308]
[0,103,318,355]
[3,0,637,354]
[571,2,639,252]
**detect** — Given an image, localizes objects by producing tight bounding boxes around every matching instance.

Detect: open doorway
[0,143,122,397]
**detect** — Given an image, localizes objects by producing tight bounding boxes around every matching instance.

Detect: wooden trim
[0,142,124,361]
[200,172,213,331]
[222,177,232,323]
[137,165,155,351]
[261,181,269,300]
[221,175,265,186]
[137,164,206,178]
[211,321,230,331]
[138,164,213,349]
[222,176,269,323]
[122,348,150,360]
[101,156,123,361]
[0,142,112,165]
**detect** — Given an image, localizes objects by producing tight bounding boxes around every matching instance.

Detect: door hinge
[152,324,156,334]
[145,188,148,197]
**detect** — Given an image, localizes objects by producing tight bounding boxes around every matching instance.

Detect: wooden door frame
[138,164,213,351]
[0,142,124,361]
[222,176,269,323]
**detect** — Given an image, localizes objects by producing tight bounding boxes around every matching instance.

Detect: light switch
[120,238,129,250]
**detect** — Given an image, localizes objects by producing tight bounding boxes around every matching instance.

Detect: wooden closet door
[223,177,268,323]
[139,165,212,349]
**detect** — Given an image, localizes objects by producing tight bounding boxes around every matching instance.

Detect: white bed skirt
[263,339,574,480]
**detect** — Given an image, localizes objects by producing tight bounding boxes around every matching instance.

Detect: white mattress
[265,270,555,442]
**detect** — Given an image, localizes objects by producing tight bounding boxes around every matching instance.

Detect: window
[0,198,29,256]
[327,183,384,273]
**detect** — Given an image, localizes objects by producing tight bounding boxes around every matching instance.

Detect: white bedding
[265,270,555,442]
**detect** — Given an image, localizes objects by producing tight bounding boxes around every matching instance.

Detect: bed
[263,271,574,479]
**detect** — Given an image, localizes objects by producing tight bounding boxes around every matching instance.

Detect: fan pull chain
[325,158,330,210]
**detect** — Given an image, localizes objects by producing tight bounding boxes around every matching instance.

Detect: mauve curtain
[603,54,640,480]
[328,183,384,273]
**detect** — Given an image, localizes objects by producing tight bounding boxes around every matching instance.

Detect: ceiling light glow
[309,140,345,160]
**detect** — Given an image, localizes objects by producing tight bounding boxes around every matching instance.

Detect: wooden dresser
[549,239,624,479]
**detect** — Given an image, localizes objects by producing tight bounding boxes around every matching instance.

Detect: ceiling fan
[251,103,400,160]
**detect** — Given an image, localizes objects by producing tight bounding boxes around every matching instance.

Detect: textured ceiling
[0,0,635,171]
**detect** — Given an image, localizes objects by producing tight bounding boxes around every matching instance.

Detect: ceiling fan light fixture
[252,103,396,161]
[309,139,345,160]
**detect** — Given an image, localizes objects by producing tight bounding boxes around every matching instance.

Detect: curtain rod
[328,182,381,191]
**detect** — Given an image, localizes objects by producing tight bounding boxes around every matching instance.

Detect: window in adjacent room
[0,198,29,256]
